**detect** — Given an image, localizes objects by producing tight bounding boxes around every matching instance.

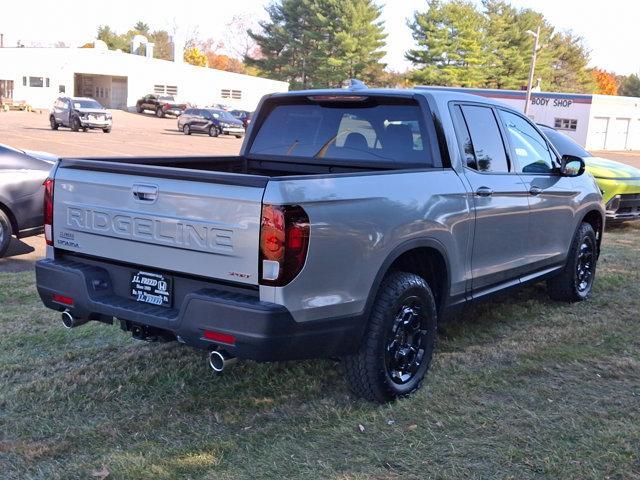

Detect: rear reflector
[52,294,74,306]
[203,330,236,345]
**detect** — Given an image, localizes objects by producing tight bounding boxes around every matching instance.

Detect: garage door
[590,117,609,150]
[111,78,127,110]
[606,117,630,150]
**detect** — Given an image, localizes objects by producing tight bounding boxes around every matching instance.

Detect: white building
[0,45,288,112]
[436,87,640,151]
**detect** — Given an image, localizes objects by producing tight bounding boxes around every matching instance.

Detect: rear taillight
[43,178,54,246]
[259,205,309,286]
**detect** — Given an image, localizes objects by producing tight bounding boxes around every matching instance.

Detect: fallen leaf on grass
[90,466,110,479]
[358,424,365,433]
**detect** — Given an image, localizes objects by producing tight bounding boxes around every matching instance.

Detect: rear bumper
[35,258,363,361]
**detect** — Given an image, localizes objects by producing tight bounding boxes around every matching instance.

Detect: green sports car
[539,125,640,223]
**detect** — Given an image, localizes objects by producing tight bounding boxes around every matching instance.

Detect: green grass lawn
[1,224,639,480]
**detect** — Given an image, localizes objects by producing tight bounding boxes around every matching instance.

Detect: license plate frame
[130,270,173,308]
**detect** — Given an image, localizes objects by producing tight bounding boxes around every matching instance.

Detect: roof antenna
[341,79,368,90]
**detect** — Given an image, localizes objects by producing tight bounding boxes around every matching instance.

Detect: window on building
[45,78,50,88]
[0,80,14,99]
[22,76,27,86]
[554,118,578,131]
[231,90,242,99]
[166,85,178,95]
[153,84,164,94]
[29,76,44,87]
[221,89,231,99]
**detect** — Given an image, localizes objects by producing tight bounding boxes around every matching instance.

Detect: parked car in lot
[177,108,245,137]
[136,94,186,118]
[36,87,604,403]
[230,110,253,129]
[539,125,640,222]
[49,97,112,133]
[0,143,56,257]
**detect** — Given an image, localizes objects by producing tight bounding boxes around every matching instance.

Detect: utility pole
[524,25,541,116]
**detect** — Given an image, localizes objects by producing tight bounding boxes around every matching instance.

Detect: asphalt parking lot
[0,109,243,157]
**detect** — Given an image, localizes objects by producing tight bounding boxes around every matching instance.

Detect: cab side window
[500,110,556,174]
[458,105,509,173]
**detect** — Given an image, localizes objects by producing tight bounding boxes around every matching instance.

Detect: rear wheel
[183,124,191,135]
[0,209,13,258]
[103,127,111,133]
[235,135,242,139]
[547,222,598,302]
[343,271,437,403]
[137,104,143,113]
[209,126,219,137]
[49,116,58,130]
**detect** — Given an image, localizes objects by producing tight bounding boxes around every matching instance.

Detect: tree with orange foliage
[592,69,618,95]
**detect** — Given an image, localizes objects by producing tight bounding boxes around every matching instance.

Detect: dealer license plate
[130,271,172,308]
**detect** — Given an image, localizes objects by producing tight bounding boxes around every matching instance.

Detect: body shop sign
[531,96,573,108]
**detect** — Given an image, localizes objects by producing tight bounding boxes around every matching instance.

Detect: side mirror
[560,155,585,177]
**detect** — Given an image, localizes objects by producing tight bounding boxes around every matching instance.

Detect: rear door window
[459,105,509,173]
[249,97,433,167]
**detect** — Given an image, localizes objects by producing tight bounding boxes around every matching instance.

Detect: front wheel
[0,209,13,258]
[235,135,243,139]
[547,222,598,302]
[103,128,111,133]
[49,116,58,130]
[343,271,437,403]
[70,116,81,132]
[209,126,219,137]
[183,124,191,135]
[156,108,165,118]
[137,104,143,113]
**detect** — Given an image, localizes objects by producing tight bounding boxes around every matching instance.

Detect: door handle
[476,187,493,197]
[529,186,543,196]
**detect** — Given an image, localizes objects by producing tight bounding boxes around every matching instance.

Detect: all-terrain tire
[343,271,437,403]
[547,222,597,302]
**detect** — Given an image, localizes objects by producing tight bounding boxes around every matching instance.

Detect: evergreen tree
[406,0,489,87]
[619,74,640,97]
[246,0,386,89]
[546,32,594,93]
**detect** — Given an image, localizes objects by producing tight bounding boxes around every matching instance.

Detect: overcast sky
[0,0,636,75]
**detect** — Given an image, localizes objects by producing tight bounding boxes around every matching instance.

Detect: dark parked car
[230,110,253,129]
[50,97,112,133]
[0,144,56,257]
[177,108,245,138]
[136,94,186,118]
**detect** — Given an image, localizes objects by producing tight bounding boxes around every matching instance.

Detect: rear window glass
[249,98,432,166]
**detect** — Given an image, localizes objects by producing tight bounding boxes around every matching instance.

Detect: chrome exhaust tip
[61,310,88,329]
[208,350,236,373]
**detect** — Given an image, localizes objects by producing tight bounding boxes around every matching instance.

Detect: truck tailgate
[52,164,265,285]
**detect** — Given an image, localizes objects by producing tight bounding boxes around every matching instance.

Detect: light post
[524,25,541,116]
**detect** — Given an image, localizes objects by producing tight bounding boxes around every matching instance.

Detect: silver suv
[36,87,604,402]
[49,96,112,133]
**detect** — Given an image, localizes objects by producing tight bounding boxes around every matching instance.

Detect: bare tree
[224,14,258,59]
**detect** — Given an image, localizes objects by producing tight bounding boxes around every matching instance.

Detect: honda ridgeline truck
[36,87,605,402]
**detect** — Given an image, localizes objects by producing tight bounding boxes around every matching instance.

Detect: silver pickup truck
[36,87,605,402]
